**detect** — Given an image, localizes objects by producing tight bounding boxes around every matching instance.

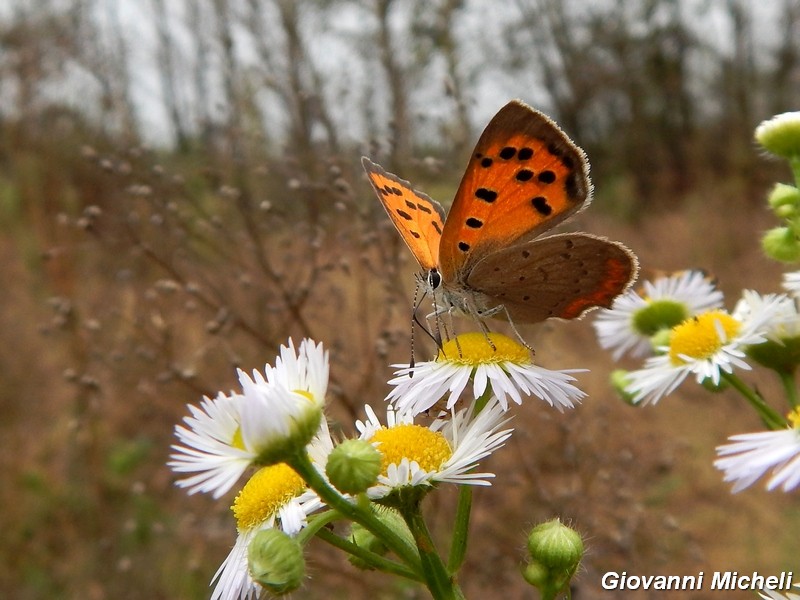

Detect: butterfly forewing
[362,157,446,271]
[464,233,637,323]
[439,100,591,282]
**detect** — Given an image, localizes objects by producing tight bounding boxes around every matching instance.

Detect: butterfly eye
[427,269,442,290]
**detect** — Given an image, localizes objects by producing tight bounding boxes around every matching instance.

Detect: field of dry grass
[2,141,799,600]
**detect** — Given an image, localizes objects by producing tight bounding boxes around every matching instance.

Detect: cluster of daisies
[168,333,586,599]
[593,269,800,494]
[593,110,800,498]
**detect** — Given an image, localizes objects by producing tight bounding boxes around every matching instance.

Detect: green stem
[790,156,800,190]
[721,371,786,429]
[474,386,493,414]
[399,499,465,600]
[287,453,422,572]
[447,486,472,573]
[313,527,423,581]
[779,370,799,409]
[296,509,338,546]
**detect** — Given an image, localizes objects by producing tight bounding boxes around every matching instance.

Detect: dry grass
[2,148,798,600]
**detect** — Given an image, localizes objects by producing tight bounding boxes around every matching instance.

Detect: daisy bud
[524,519,584,596]
[610,369,637,405]
[755,112,800,159]
[767,183,800,217]
[521,561,549,588]
[326,439,382,494]
[247,529,305,595]
[762,227,800,263]
[526,519,584,572]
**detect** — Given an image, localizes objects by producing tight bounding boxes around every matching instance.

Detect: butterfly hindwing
[439,100,591,282]
[464,233,638,323]
[362,157,446,271]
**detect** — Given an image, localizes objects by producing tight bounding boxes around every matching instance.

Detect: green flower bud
[767,183,800,215]
[775,204,797,220]
[762,227,800,263]
[527,519,584,572]
[348,522,386,570]
[326,439,382,494]
[523,519,584,597]
[610,369,637,405]
[348,507,414,570]
[522,561,549,587]
[755,112,800,159]
[248,529,305,595]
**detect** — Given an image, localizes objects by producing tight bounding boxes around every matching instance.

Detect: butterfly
[363,99,638,339]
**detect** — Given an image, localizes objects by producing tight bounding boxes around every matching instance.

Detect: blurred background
[1,0,799,598]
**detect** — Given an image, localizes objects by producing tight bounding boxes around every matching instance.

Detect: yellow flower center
[438,332,530,365]
[369,424,452,476]
[788,407,800,430]
[232,463,306,531]
[668,310,741,365]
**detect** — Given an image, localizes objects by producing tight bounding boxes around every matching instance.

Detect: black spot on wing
[537,170,556,184]
[475,188,498,203]
[515,169,534,182]
[531,196,552,215]
[499,146,516,160]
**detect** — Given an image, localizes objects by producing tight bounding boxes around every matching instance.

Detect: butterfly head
[426,268,442,292]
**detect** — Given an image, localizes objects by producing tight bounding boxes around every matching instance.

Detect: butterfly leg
[498,304,535,354]
[468,313,497,351]
[470,302,535,354]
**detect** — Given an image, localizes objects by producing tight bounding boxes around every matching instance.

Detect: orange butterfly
[363,100,637,337]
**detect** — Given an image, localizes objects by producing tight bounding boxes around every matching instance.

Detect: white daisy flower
[733,291,800,373]
[714,409,800,493]
[169,338,329,498]
[593,270,724,361]
[386,332,585,415]
[354,399,513,500]
[210,458,326,600]
[169,391,251,499]
[625,295,787,405]
[734,290,800,341]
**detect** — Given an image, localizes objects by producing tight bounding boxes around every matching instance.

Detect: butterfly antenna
[410,281,422,372]
[411,282,441,344]
[427,288,445,350]
[410,280,440,376]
